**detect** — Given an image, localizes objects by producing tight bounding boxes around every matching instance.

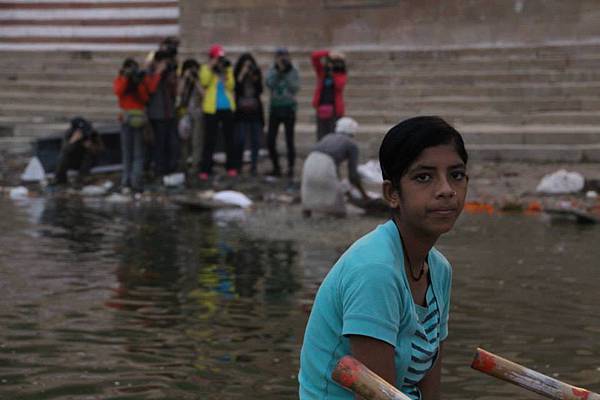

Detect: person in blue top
[299,116,469,400]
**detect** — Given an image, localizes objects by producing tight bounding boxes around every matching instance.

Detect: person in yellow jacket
[198,44,237,180]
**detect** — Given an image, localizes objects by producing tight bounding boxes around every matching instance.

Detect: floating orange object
[525,201,542,213]
[464,201,494,215]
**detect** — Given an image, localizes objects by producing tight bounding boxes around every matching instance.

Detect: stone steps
[7,57,600,73]
[465,143,600,163]
[8,118,600,144]
[7,120,600,162]
[7,78,600,99]
[8,43,600,63]
[3,89,600,111]
[4,45,600,162]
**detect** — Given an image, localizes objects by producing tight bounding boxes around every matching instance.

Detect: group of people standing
[110,37,352,194]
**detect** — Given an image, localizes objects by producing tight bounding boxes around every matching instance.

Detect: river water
[0,197,598,399]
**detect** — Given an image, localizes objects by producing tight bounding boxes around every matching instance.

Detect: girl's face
[386,144,468,238]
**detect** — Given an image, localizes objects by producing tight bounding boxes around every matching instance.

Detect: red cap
[209,44,224,59]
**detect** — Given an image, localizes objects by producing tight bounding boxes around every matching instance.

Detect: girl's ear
[382,180,400,209]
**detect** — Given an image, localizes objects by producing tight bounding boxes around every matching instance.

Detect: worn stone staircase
[2,45,600,162]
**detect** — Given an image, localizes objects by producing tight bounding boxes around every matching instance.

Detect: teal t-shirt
[298,220,452,399]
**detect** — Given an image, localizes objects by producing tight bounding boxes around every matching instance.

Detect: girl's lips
[428,208,457,216]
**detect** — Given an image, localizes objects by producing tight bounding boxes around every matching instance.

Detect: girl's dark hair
[379,116,468,183]
[234,52,258,77]
[121,58,138,70]
[181,58,199,73]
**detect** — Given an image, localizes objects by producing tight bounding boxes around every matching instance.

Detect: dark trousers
[316,115,336,142]
[201,110,235,174]
[120,123,145,191]
[267,106,296,173]
[54,141,96,184]
[235,120,262,172]
[150,118,179,177]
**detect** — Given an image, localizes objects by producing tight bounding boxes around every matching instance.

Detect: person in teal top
[299,116,469,399]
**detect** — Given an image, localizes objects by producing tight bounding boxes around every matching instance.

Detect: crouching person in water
[301,117,370,217]
[299,116,469,399]
[54,117,103,186]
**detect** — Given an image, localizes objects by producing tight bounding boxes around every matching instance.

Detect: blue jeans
[235,120,262,172]
[120,123,145,191]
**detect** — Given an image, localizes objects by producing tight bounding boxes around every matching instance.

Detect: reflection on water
[0,198,599,399]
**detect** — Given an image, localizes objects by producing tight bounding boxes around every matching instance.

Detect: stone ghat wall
[180,0,600,51]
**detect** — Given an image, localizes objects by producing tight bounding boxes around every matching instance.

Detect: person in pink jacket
[311,50,347,141]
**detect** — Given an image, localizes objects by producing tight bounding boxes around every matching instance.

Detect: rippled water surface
[0,197,599,399]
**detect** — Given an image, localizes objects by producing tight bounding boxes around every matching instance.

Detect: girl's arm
[225,67,235,91]
[334,72,348,90]
[137,79,150,103]
[113,76,127,97]
[417,342,444,400]
[311,50,329,75]
[265,66,277,88]
[199,64,212,88]
[177,74,187,97]
[287,68,300,94]
[349,335,396,390]
[256,71,263,96]
[144,70,162,94]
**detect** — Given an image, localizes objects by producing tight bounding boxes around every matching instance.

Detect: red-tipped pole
[471,348,600,400]
[332,355,412,400]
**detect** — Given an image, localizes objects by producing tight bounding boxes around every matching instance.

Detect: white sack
[163,172,185,187]
[358,160,383,184]
[212,190,252,208]
[21,157,45,182]
[9,186,29,200]
[536,169,584,194]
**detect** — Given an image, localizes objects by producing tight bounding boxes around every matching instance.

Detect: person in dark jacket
[146,47,179,178]
[265,48,300,178]
[233,53,264,175]
[53,117,103,186]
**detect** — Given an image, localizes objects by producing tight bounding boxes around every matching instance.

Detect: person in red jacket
[113,58,163,193]
[311,50,347,141]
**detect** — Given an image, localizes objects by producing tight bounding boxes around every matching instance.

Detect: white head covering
[335,117,359,136]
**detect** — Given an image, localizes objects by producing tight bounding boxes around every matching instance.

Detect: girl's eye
[414,174,431,183]
[451,171,466,181]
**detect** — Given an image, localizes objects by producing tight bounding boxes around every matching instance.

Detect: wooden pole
[331,355,412,400]
[471,347,600,400]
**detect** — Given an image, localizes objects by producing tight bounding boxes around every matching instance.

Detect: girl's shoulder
[338,221,400,270]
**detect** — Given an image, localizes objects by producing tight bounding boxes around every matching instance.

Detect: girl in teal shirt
[299,116,469,399]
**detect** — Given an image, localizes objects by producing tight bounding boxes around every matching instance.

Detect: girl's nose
[436,178,456,198]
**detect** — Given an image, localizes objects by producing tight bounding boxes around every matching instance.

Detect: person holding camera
[146,44,179,179]
[265,48,300,178]
[233,53,264,176]
[114,58,163,193]
[53,117,103,186]
[177,58,204,172]
[198,44,236,180]
[311,49,348,141]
